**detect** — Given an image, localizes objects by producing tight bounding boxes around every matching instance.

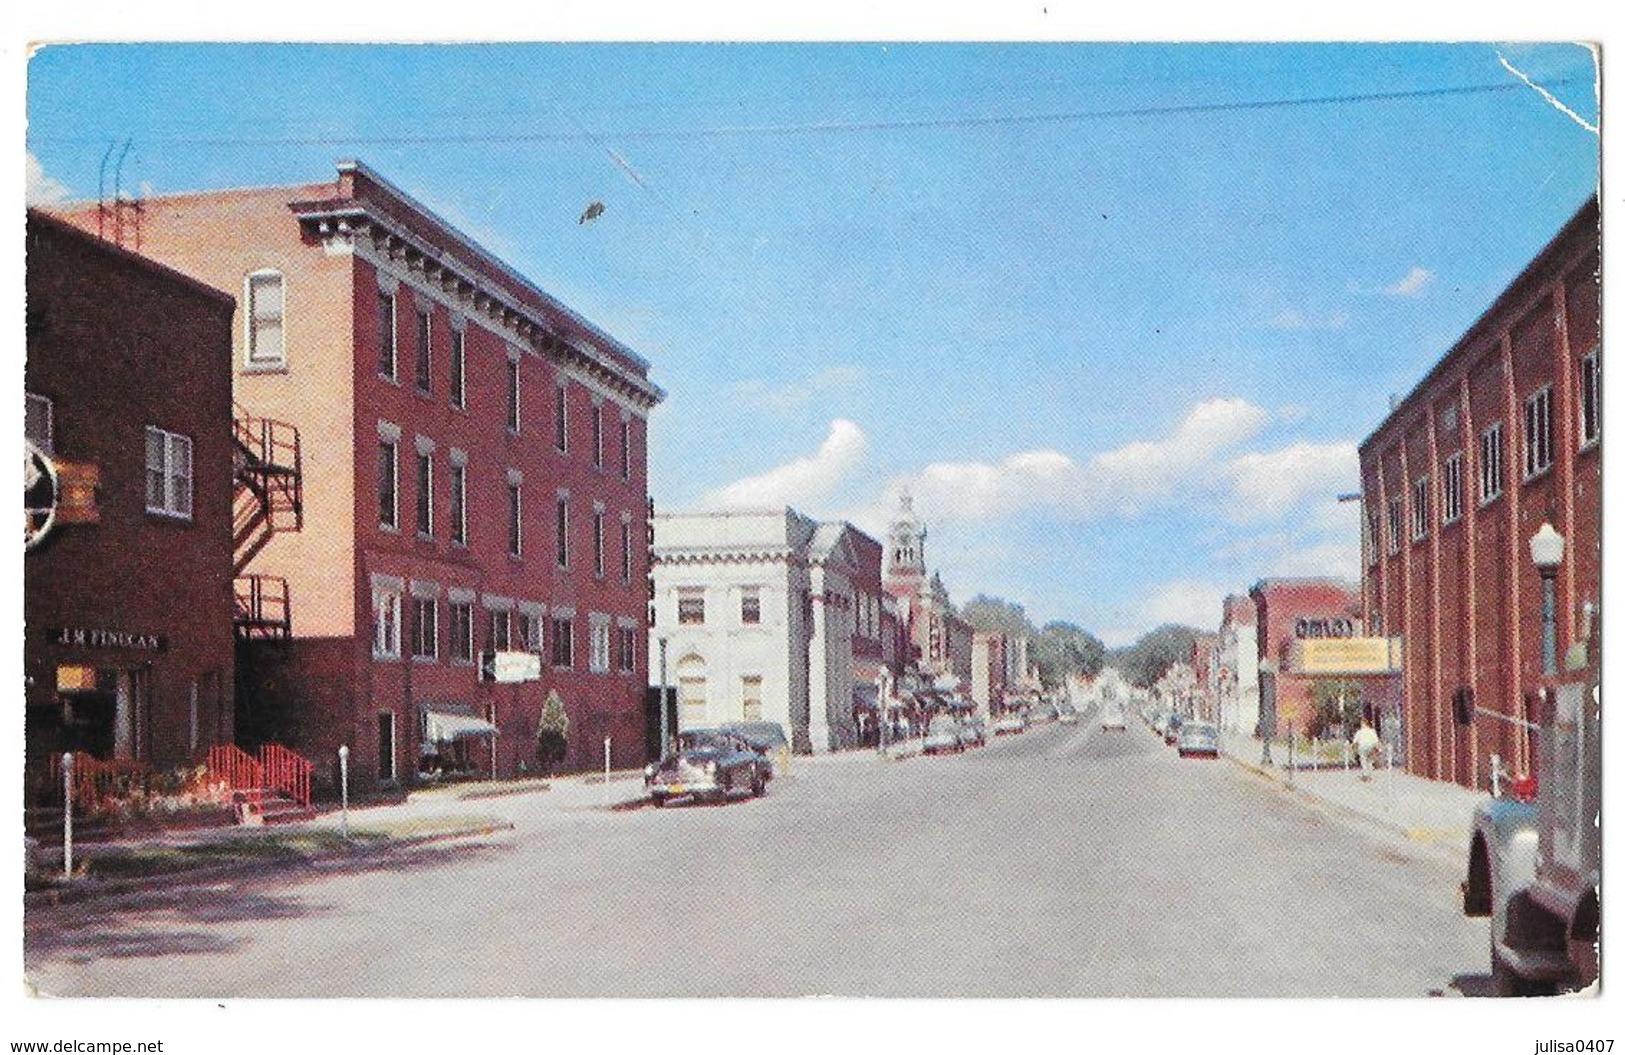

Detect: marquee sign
[1294,616,1359,639]
[1290,637,1403,675]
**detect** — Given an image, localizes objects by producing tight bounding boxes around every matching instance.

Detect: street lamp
[657,636,670,758]
[1529,523,1566,676]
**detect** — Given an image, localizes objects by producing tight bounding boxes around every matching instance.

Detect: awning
[422,706,497,743]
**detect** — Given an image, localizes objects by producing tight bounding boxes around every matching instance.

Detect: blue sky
[26,42,1599,643]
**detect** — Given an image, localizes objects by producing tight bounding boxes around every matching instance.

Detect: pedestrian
[1351,719,1381,781]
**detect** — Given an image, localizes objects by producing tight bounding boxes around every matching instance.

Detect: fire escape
[233,406,303,641]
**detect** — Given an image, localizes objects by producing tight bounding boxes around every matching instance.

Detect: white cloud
[1384,266,1435,296]
[728,365,865,411]
[1278,404,1308,423]
[703,418,867,509]
[891,397,1268,525]
[1225,441,1359,522]
[26,152,70,206]
[1136,579,1228,633]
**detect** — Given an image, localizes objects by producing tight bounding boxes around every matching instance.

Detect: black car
[644,729,771,806]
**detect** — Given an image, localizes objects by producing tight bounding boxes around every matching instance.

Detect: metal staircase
[232,406,303,641]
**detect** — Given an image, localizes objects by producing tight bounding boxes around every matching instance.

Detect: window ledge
[1522,465,1554,485]
[242,362,289,376]
[145,509,195,524]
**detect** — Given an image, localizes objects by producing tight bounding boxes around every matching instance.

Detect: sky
[24,41,1601,644]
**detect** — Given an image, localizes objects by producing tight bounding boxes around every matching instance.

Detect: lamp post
[657,635,670,758]
[1529,522,1566,677]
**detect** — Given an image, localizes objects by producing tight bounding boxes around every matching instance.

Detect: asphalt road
[24,713,1493,997]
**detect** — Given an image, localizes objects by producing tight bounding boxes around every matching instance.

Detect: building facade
[1250,578,1391,742]
[1358,196,1600,789]
[881,494,973,688]
[25,210,238,791]
[648,507,879,753]
[54,161,663,789]
[1214,594,1259,737]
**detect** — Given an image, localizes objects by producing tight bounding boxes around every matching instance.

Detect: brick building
[53,161,664,789]
[881,493,973,688]
[1358,196,1600,789]
[1249,578,1398,743]
[24,210,238,793]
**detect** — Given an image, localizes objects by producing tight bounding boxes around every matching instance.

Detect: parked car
[1151,712,1170,737]
[721,720,790,776]
[1176,721,1220,758]
[644,729,771,806]
[1056,704,1080,725]
[1100,706,1127,731]
[1162,714,1185,744]
[960,716,988,747]
[923,715,968,755]
[992,711,1028,736]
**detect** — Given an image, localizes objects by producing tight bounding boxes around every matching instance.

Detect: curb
[1222,748,1467,862]
[24,820,514,912]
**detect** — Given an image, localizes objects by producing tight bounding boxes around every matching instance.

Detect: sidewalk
[1219,730,1486,859]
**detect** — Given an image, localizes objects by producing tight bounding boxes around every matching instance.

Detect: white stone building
[649,507,869,753]
[1216,593,1260,737]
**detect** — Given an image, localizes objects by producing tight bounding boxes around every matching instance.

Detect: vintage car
[1176,721,1220,758]
[720,720,791,776]
[992,711,1028,736]
[922,715,968,755]
[644,729,771,807]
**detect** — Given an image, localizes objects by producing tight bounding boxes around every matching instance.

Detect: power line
[28,76,1587,149]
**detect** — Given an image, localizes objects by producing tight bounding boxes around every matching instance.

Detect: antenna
[96,141,116,240]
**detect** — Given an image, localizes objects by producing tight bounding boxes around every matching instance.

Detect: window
[617,626,637,673]
[377,290,397,380]
[246,271,285,367]
[741,588,762,625]
[1366,504,1380,566]
[555,384,569,453]
[592,403,604,469]
[507,479,523,558]
[415,450,434,537]
[489,608,512,652]
[1385,496,1402,556]
[373,586,402,659]
[26,393,53,453]
[1480,422,1504,503]
[506,357,521,433]
[378,437,399,530]
[378,712,397,784]
[414,308,432,393]
[144,426,193,518]
[678,589,706,626]
[1410,476,1429,541]
[1580,350,1600,447]
[741,675,763,722]
[551,615,574,668]
[677,657,706,727]
[412,597,438,659]
[620,419,632,480]
[518,610,542,653]
[449,461,467,545]
[593,508,606,578]
[620,518,633,583]
[1524,385,1553,479]
[450,602,474,663]
[1441,453,1463,525]
[556,496,570,568]
[450,328,467,409]
[590,620,611,673]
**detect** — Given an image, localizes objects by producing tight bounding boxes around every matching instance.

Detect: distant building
[881,493,972,688]
[1189,633,1218,720]
[25,210,238,794]
[53,161,664,788]
[648,507,882,753]
[1358,195,1600,789]
[1215,594,1259,737]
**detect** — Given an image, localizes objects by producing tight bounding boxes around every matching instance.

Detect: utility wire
[28,76,1587,148]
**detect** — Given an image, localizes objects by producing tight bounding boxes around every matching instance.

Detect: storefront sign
[47,626,169,652]
[1294,616,1359,639]
[1291,637,1402,675]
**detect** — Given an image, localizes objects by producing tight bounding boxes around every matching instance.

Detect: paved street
[25,715,1492,998]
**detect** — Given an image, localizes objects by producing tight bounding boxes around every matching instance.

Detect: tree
[535,690,570,777]
[1308,679,1364,738]
[1107,624,1208,688]
[1029,621,1107,688]
[960,595,1036,637]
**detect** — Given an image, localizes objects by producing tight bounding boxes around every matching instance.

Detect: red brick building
[24,210,238,792]
[53,161,664,790]
[1358,196,1600,789]
[1249,578,1383,739]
